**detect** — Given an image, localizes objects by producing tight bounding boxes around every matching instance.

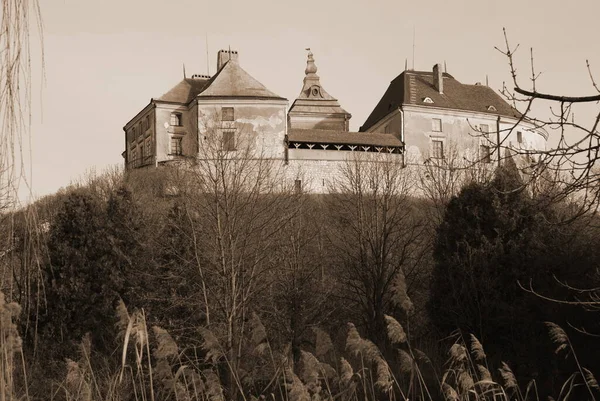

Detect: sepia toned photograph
[1,1,599,400]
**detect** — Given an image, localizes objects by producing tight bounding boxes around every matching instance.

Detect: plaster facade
[122,53,547,194]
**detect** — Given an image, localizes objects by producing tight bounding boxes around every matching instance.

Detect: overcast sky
[21,0,600,201]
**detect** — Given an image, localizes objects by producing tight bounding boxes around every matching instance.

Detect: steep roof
[288,128,403,148]
[197,60,286,100]
[155,59,285,104]
[156,77,211,103]
[360,70,521,131]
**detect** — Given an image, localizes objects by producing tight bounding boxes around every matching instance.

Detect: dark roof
[156,77,211,103]
[197,60,286,100]
[288,128,403,148]
[360,70,521,131]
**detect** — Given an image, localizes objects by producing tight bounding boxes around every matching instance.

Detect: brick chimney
[217,49,239,71]
[433,63,443,94]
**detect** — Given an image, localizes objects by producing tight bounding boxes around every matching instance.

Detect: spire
[289,48,351,131]
[305,48,318,75]
[299,48,328,99]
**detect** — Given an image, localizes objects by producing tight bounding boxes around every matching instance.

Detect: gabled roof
[197,60,286,100]
[288,128,403,148]
[360,70,521,132]
[156,77,211,103]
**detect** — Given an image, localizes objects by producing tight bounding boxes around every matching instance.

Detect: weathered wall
[197,100,288,160]
[154,103,194,163]
[288,114,348,131]
[286,149,405,193]
[367,106,547,165]
[125,106,155,168]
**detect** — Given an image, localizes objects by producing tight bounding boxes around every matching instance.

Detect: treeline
[2,155,600,401]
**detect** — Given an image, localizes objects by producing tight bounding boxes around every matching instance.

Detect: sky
[20,0,600,201]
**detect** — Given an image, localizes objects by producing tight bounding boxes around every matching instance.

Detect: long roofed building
[359,64,546,165]
[122,50,546,192]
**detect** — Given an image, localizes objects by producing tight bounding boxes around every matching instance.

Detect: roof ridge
[197,59,285,100]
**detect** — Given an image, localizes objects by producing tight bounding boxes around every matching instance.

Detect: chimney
[433,63,443,94]
[217,49,239,71]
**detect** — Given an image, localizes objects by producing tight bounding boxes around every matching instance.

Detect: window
[222,130,235,151]
[170,137,182,155]
[294,179,302,194]
[432,118,442,132]
[517,131,523,143]
[132,127,136,139]
[432,140,444,159]
[170,113,182,126]
[131,148,137,165]
[146,115,151,131]
[222,107,234,121]
[145,138,152,158]
[480,145,491,163]
[140,142,145,161]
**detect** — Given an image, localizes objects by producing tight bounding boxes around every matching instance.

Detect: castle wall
[154,103,195,164]
[367,106,547,165]
[196,100,288,160]
[288,113,348,131]
[286,149,405,193]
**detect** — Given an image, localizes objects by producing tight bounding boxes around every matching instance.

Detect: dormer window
[170,112,182,126]
[487,105,497,112]
[309,85,322,98]
[423,97,434,104]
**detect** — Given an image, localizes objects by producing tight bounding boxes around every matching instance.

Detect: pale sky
[22,0,600,201]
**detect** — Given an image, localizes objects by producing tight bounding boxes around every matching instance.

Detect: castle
[122,49,547,192]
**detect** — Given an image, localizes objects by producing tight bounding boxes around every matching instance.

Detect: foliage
[36,186,142,358]
[429,160,600,395]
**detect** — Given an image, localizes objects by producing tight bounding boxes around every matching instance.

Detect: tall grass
[1,290,597,401]
[40,301,598,401]
[0,290,28,401]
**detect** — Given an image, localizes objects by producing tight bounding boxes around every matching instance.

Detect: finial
[404,58,408,71]
[305,48,318,75]
[183,63,186,79]
[444,61,447,73]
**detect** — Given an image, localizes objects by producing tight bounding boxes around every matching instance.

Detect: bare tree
[496,28,600,209]
[416,139,494,226]
[326,153,428,348]
[167,115,300,400]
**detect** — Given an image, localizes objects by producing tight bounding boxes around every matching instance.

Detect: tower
[288,49,352,131]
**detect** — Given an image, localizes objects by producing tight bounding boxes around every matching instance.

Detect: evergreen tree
[428,160,600,394]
